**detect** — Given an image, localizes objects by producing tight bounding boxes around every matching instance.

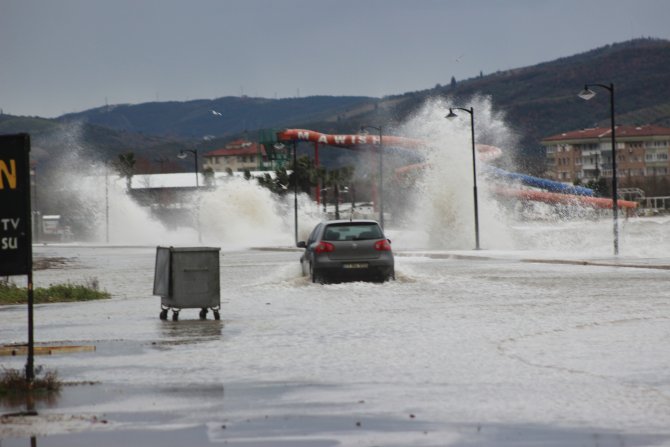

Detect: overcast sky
[2,0,670,118]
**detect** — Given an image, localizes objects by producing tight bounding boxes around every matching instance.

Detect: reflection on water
[154,319,223,347]
[1,389,57,447]
[0,390,61,410]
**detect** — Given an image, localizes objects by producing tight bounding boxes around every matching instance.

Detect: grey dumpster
[153,246,221,321]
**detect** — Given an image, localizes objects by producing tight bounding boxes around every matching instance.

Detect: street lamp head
[578,86,597,101]
[177,149,197,159]
[445,108,458,119]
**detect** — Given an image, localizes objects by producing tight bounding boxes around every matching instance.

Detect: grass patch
[0,278,110,305]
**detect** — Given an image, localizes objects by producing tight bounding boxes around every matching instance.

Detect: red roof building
[541,125,670,194]
[202,139,269,173]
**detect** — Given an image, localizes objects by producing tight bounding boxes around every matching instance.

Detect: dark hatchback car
[297,220,395,283]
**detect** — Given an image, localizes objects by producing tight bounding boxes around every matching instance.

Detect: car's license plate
[343,263,368,269]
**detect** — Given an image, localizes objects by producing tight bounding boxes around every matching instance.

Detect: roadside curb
[521,258,670,270]
[396,251,670,270]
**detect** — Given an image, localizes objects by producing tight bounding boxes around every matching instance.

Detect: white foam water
[43,105,670,258]
[395,95,517,250]
[392,95,669,258]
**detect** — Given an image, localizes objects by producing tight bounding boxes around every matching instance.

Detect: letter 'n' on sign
[0,159,17,189]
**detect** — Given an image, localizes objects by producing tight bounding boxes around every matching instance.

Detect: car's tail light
[374,239,392,251]
[315,241,335,254]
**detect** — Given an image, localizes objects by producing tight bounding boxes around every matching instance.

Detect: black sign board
[0,134,32,276]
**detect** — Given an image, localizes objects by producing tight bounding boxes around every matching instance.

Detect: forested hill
[368,38,670,168]
[58,96,378,139]
[2,38,669,174]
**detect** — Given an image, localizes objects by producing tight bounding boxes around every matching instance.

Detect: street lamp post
[177,148,201,242]
[178,149,199,188]
[105,161,110,243]
[446,107,480,250]
[578,83,618,255]
[360,125,384,229]
[275,142,299,245]
[30,165,40,243]
[293,141,298,245]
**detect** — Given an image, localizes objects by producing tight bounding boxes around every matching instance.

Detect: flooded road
[2,244,670,446]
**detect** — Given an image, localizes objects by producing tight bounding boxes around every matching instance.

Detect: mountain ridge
[2,37,669,175]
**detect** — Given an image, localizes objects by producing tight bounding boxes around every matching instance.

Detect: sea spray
[34,121,178,243]
[395,95,518,249]
[34,109,670,257]
[197,176,323,248]
[36,121,324,247]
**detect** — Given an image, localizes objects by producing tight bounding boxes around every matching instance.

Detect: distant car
[297,219,395,283]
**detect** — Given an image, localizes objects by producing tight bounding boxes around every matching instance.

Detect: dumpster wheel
[198,307,220,320]
[160,307,169,320]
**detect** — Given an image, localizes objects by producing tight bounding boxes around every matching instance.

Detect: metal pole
[361,125,384,229]
[25,135,35,382]
[468,107,481,250]
[447,107,480,250]
[323,187,327,213]
[194,150,199,188]
[105,163,109,243]
[609,83,619,255]
[191,150,201,242]
[191,149,201,242]
[31,166,39,243]
[26,271,34,381]
[580,83,618,255]
[293,141,298,245]
[314,142,320,205]
[378,127,384,230]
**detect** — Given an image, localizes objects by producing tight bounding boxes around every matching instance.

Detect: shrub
[0,367,61,393]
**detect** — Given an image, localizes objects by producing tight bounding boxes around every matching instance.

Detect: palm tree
[115,152,136,192]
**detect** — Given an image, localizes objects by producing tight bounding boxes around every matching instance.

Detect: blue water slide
[482,166,594,197]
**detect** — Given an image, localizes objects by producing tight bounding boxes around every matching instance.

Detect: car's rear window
[322,223,383,241]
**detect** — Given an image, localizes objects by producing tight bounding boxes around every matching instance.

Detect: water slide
[276,129,503,158]
[483,166,594,196]
[277,128,424,150]
[493,187,639,209]
[274,129,638,210]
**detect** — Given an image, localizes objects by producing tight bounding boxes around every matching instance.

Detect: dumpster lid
[157,246,221,253]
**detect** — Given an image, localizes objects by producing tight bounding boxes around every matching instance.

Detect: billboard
[0,133,32,276]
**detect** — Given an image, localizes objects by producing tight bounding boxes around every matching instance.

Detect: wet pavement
[1,244,670,446]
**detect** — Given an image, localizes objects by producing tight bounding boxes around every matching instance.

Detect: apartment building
[542,125,670,191]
